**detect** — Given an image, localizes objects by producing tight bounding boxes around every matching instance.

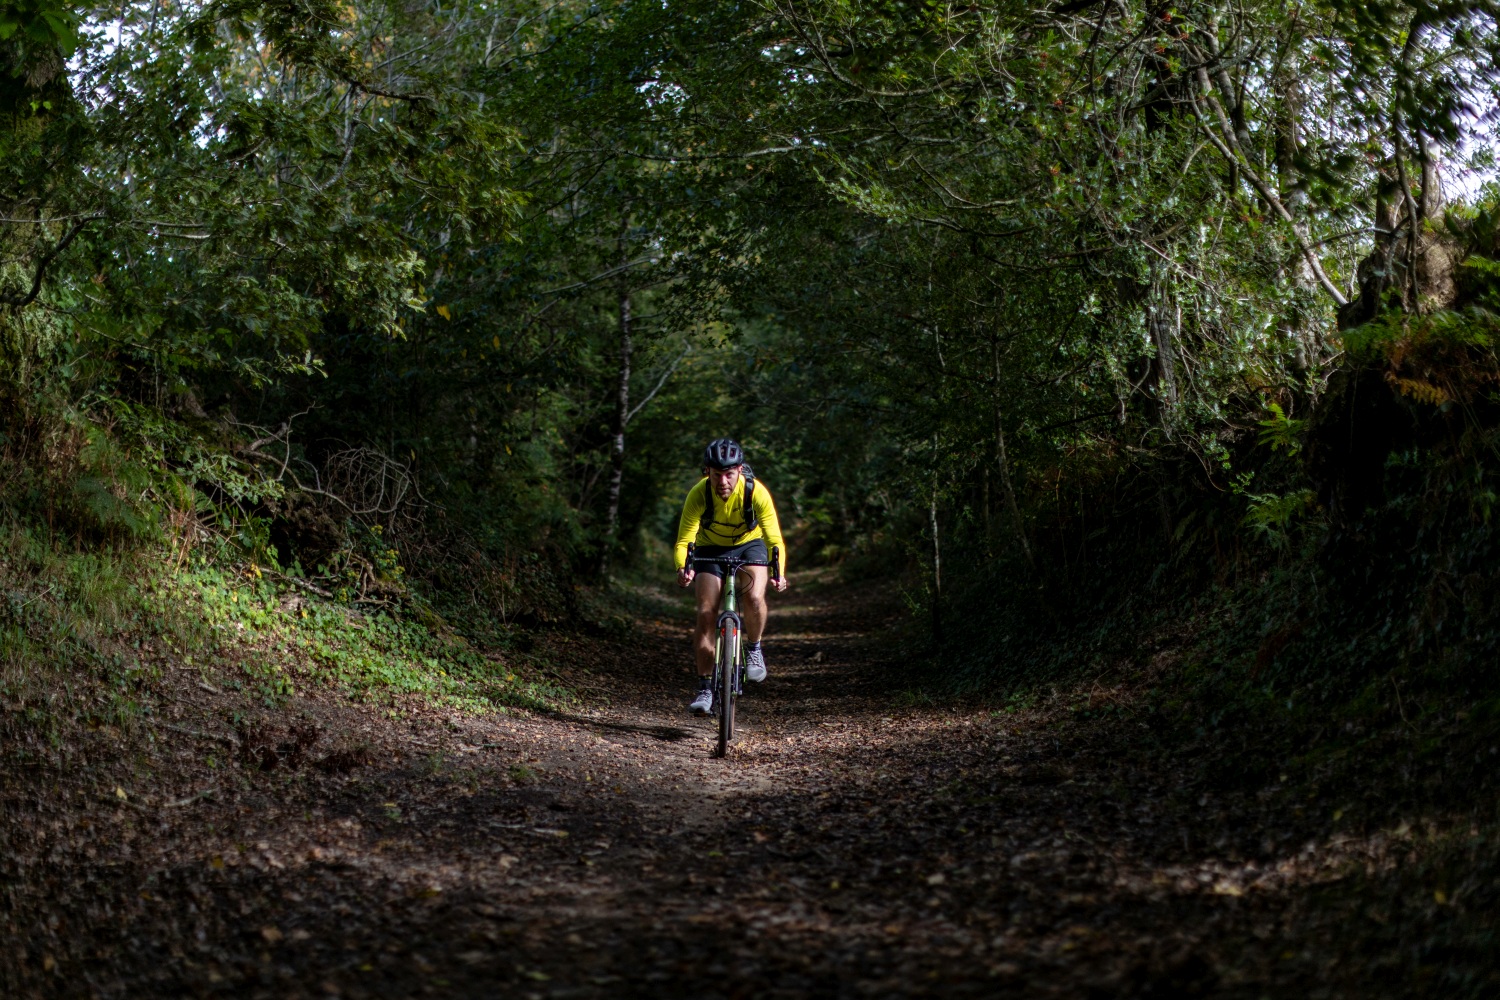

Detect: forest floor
[4,569,1499,998]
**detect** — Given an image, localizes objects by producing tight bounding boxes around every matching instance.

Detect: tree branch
[1189,66,1348,307]
[625,342,691,425]
[0,217,100,308]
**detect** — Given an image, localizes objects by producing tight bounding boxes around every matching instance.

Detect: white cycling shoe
[745,644,767,683]
[689,683,714,716]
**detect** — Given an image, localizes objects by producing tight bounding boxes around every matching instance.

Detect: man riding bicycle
[675,438,789,716]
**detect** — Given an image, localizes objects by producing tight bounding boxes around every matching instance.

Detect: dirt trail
[2,573,1481,997]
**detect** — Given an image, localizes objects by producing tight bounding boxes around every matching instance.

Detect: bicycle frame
[687,542,779,757]
[706,555,756,708]
[714,568,744,698]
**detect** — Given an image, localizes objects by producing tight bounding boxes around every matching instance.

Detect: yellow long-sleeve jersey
[673,475,787,576]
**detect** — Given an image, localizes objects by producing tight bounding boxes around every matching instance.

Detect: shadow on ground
[4,573,1498,998]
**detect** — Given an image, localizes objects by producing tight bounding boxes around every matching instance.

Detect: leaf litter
[3,577,1499,997]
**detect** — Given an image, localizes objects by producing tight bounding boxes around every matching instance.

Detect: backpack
[700,464,756,537]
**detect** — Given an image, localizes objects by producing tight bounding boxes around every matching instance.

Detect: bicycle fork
[713,609,744,709]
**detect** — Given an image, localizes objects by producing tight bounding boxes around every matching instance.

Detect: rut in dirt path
[539,572,906,809]
[4,574,1451,999]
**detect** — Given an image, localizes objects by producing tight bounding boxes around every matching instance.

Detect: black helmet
[702,438,744,470]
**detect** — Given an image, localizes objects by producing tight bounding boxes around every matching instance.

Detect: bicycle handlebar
[685,541,783,582]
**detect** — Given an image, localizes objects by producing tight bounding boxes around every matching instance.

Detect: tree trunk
[1418,131,1443,223]
[995,415,1032,569]
[992,338,1034,569]
[1312,133,1462,523]
[1275,68,1320,370]
[1339,137,1458,327]
[1148,265,1179,425]
[601,287,631,570]
[930,445,942,649]
[981,463,992,555]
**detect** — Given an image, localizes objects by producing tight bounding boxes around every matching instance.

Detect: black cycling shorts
[691,539,770,579]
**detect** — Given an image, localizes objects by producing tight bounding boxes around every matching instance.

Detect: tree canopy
[2,0,1499,620]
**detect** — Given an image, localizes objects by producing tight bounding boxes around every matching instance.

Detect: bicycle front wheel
[716,624,738,758]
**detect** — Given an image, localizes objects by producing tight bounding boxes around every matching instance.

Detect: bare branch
[543,256,656,297]
[1189,65,1348,307]
[625,342,692,425]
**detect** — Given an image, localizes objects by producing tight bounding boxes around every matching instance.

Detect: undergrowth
[0,379,577,739]
[0,526,566,741]
[892,302,1500,744]
[164,562,565,713]
[0,525,188,733]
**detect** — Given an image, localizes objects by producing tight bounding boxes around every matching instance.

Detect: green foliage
[1257,403,1306,454]
[0,0,79,95]
[0,0,1498,745]
[0,505,563,730]
[0,525,187,733]
[169,562,562,711]
[1241,488,1317,545]
[0,0,1488,594]
[0,0,78,54]
[1342,309,1500,364]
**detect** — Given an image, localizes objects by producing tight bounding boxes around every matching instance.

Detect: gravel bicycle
[687,542,781,757]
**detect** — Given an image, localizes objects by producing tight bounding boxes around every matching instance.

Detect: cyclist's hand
[772,576,789,593]
[678,567,695,588]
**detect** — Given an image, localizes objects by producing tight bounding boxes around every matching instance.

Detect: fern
[1257,402,1306,453]
[1387,375,1449,406]
[73,476,151,539]
[1242,488,1317,547]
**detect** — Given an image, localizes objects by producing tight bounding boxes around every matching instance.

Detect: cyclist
[675,438,789,715]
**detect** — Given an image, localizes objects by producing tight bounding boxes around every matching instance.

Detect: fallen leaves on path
[3,575,1498,998]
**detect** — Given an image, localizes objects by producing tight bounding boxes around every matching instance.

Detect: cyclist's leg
[739,565,769,642]
[693,572,723,676]
[739,565,770,682]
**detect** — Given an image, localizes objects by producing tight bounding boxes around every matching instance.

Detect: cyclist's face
[707,465,741,499]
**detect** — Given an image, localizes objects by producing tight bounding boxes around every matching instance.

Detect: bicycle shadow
[542,711,695,743]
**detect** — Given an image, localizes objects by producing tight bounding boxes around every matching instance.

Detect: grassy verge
[163,562,566,713]
[0,525,566,742]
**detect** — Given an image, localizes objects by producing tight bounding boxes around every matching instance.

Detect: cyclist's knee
[743,567,769,599]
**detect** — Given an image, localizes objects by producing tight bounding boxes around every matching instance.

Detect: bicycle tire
[716,623,738,757]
